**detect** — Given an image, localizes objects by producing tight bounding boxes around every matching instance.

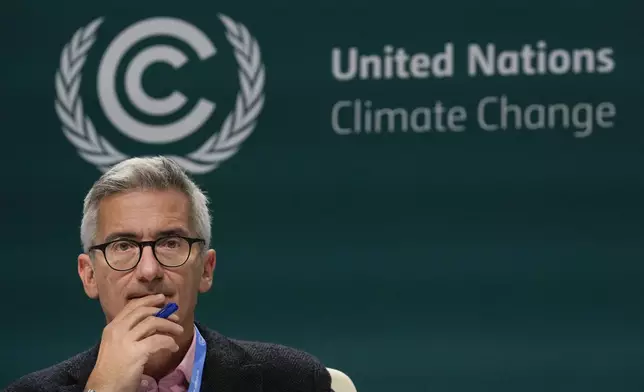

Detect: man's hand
[85,294,183,392]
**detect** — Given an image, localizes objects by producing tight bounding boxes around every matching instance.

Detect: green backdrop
[2,0,643,391]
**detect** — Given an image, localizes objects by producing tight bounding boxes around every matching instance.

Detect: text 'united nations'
[331,41,614,79]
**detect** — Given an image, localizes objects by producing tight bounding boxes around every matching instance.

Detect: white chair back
[327,368,357,392]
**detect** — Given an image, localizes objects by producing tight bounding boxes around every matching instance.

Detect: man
[5,156,333,392]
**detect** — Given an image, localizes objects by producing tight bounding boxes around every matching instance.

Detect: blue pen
[155,302,179,319]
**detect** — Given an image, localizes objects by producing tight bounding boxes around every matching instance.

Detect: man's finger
[120,306,173,330]
[128,317,184,341]
[167,313,180,323]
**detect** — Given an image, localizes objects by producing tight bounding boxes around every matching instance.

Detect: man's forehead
[95,189,193,240]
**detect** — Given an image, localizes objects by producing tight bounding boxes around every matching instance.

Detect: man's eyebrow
[157,228,191,237]
[103,232,139,243]
[102,228,191,243]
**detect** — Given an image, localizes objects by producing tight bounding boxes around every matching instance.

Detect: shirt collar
[176,328,197,382]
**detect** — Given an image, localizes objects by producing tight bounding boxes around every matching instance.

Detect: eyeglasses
[88,236,205,271]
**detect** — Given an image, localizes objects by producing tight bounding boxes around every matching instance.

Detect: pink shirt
[139,333,197,392]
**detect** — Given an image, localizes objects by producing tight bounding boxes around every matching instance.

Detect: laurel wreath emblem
[54,14,266,174]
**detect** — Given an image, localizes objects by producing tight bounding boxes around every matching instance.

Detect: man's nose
[136,245,163,281]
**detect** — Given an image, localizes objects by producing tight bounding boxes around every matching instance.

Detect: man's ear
[199,249,216,293]
[78,253,99,299]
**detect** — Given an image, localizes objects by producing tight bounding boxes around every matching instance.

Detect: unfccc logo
[54,15,266,174]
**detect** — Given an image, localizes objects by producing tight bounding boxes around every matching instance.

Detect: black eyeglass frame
[88,236,206,271]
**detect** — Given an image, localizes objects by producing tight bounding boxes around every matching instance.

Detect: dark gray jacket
[3,321,333,392]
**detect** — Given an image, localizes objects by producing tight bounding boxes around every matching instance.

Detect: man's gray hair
[80,156,211,253]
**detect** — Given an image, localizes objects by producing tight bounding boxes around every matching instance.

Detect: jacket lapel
[196,322,263,392]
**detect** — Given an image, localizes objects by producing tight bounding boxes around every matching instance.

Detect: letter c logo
[97,17,216,144]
